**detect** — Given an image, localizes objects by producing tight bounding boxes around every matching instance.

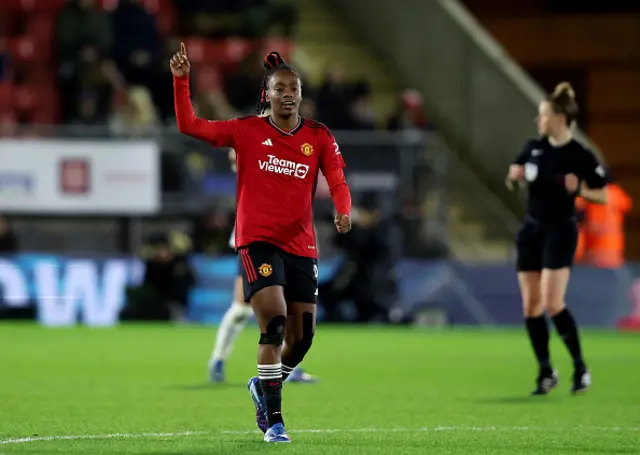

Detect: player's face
[267,70,302,118]
[536,100,562,136]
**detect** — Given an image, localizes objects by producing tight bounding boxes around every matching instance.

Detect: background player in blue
[506,82,607,396]
[208,150,318,384]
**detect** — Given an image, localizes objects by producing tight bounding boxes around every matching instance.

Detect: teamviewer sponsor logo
[258,155,309,179]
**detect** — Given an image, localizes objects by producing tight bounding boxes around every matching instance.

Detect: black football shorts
[238,241,318,304]
[516,218,578,271]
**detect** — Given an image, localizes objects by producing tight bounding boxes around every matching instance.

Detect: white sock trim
[258,363,282,380]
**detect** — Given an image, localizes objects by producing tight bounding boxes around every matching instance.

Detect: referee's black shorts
[516,217,578,272]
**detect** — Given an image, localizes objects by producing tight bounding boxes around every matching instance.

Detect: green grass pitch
[1,323,639,454]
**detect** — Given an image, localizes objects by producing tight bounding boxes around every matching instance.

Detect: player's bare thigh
[540,267,571,316]
[251,286,287,328]
[518,272,543,317]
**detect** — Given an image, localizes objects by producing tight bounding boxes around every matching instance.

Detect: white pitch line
[0,431,207,445]
[222,426,640,435]
[2,426,639,445]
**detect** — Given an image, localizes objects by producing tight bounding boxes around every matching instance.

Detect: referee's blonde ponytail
[547,81,579,125]
[553,82,576,100]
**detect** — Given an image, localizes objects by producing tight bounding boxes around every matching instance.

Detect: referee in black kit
[506,82,608,396]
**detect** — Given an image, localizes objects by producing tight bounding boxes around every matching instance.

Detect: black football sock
[281,345,303,382]
[281,363,296,382]
[552,308,586,370]
[525,316,552,373]
[258,363,284,427]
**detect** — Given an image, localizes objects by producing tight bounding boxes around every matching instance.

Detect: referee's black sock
[525,316,552,373]
[552,308,586,370]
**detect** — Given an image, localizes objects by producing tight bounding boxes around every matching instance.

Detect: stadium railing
[0,125,520,258]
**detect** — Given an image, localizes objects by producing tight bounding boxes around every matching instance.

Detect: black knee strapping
[259,315,286,346]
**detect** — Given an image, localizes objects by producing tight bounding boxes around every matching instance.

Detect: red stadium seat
[97,0,118,11]
[194,65,222,93]
[16,0,66,13]
[0,15,19,37]
[0,112,18,137]
[6,35,51,63]
[211,39,254,66]
[19,65,54,86]
[26,15,54,42]
[0,83,13,108]
[31,107,57,125]
[181,38,256,66]
[181,37,207,64]
[0,0,23,13]
[260,39,294,61]
[12,84,37,112]
[12,82,57,121]
[155,10,177,38]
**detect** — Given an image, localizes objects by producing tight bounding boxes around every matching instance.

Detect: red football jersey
[174,76,348,258]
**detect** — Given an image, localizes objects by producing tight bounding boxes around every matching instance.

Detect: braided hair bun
[264,51,286,70]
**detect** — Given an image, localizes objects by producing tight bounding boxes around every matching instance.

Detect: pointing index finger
[180,42,187,57]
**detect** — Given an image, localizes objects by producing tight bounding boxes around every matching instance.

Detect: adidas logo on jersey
[258,154,309,179]
[262,139,273,147]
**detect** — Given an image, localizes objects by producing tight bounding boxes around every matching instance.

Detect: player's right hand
[170,42,191,77]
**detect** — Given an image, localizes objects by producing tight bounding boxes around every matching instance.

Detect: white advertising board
[0,140,160,214]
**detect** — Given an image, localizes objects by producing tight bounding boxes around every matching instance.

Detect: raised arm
[171,43,237,147]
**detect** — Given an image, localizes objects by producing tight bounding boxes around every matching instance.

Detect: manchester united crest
[301,143,313,156]
[258,263,273,277]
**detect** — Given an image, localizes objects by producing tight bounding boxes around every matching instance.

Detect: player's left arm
[319,130,352,233]
[578,149,608,205]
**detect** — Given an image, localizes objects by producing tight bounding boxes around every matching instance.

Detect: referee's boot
[531,369,559,396]
[571,368,591,395]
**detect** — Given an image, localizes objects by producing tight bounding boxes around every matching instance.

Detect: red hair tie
[264,51,284,70]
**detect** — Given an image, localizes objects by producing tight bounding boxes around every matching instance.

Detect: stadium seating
[0,0,294,126]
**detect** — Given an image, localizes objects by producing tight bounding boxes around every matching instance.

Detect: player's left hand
[565,173,579,194]
[334,214,351,234]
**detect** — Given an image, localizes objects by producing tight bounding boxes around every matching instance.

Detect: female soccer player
[506,82,607,396]
[171,44,351,443]
[207,150,317,384]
